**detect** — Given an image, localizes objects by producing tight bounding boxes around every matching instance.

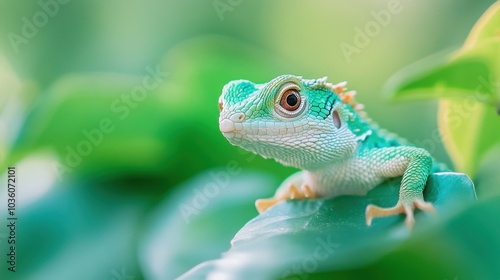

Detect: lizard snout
[219,113,245,133]
[219,119,236,133]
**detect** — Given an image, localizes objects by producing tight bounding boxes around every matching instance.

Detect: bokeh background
[0,0,498,279]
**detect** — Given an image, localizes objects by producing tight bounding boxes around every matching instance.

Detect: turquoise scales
[218,75,447,228]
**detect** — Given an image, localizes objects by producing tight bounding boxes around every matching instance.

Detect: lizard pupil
[287,94,297,106]
[280,89,301,111]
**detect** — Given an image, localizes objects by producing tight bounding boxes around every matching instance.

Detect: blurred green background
[0,0,498,279]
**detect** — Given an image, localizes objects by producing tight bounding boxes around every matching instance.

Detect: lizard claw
[255,197,283,213]
[302,184,315,198]
[288,184,300,199]
[365,199,435,230]
[255,183,317,213]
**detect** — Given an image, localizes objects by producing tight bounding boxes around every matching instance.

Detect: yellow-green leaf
[438,99,500,177]
[387,2,500,105]
[464,1,500,49]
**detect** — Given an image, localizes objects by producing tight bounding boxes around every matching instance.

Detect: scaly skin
[218,75,445,229]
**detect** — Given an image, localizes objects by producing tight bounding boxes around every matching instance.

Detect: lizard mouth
[219,119,309,140]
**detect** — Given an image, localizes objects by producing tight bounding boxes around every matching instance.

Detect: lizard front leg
[255,171,316,213]
[364,147,436,229]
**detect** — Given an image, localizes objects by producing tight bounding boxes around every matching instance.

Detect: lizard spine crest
[309,76,365,115]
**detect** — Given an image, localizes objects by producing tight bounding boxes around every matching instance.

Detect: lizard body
[218,74,445,228]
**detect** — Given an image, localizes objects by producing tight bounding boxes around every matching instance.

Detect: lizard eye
[275,83,306,118]
[280,89,301,111]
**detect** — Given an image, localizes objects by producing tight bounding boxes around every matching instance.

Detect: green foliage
[0,182,150,280]
[7,36,296,185]
[11,74,174,175]
[139,170,277,279]
[386,2,500,177]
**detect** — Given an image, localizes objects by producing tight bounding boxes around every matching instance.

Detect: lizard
[218,74,446,229]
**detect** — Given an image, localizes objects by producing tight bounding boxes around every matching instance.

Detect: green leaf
[438,99,500,177]
[387,2,500,106]
[387,42,499,104]
[0,181,151,280]
[138,169,278,280]
[179,173,477,279]
[464,1,500,48]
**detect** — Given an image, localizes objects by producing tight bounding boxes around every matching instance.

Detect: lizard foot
[255,184,315,213]
[365,199,435,229]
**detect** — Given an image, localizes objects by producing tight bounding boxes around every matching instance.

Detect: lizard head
[218,75,360,170]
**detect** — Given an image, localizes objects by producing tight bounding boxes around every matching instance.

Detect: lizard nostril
[230,113,245,123]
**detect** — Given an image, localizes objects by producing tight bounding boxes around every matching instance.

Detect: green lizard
[218,75,445,229]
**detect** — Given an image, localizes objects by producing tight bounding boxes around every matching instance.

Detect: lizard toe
[365,199,435,229]
[255,198,284,213]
